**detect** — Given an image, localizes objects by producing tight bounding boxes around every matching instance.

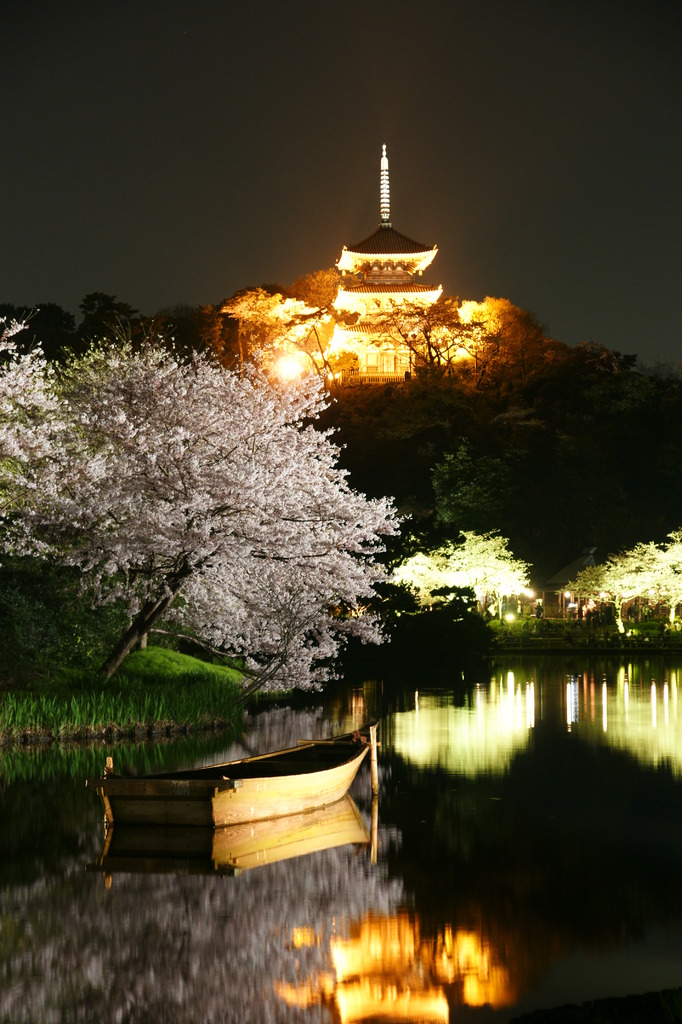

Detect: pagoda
[330,145,442,380]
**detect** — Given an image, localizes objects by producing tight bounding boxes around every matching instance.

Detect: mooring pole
[369,723,379,796]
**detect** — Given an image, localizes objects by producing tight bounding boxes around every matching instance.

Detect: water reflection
[276,912,515,1021]
[2,658,682,1022]
[386,665,682,780]
[560,667,681,773]
[387,675,536,777]
[90,796,371,880]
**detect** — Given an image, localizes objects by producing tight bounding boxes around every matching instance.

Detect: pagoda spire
[380,144,391,226]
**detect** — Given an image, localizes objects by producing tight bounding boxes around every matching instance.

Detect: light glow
[275,353,305,381]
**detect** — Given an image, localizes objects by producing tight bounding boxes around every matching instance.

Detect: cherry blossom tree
[567,543,659,632]
[0,317,64,524]
[651,529,682,624]
[569,530,682,629]
[0,337,398,689]
[392,531,530,618]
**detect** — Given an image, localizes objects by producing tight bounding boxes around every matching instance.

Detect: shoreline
[0,716,237,751]
[510,985,682,1023]
[490,634,682,656]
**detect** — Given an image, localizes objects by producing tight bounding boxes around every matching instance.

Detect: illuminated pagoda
[330,144,442,381]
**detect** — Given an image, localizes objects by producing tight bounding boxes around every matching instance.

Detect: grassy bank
[0,647,243,747]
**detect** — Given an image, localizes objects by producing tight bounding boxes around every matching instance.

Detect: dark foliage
[0,302,76,361]
[0,557,128,684]
[321,344,682,587]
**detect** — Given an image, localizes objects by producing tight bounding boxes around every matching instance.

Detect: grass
[0,647,243,746]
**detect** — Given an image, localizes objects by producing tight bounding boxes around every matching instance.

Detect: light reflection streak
[388,667,682,778]
[526,682,535,729]
[567,677,579,730]
[664,683,669,727]
[624,680,629,723]
[551,668,682,774]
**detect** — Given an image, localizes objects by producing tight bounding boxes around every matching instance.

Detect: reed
[0,647,243,744]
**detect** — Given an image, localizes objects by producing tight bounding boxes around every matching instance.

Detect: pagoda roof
[345,224,434,257]
[339,282,440,295]
[335,322,387,336]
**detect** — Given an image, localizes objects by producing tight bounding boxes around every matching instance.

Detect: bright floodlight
[276,354,303,381]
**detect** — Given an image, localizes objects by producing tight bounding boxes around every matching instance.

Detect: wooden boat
[86,726,373,829]
[88,794,371,878]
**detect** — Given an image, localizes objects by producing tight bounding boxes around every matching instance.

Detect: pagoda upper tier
[336,223,438,280]
[336,144,439,283]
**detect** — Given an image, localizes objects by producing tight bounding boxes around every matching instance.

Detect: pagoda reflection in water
[275,911,515,1022]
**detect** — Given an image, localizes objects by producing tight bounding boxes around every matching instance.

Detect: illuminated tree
[0,317,61,497]
[287,267,339,310]
[651,529,682,624]
[220,287,287,367]
[221,284,335,380]
[285,268,339,376]
[457,297,553,388]
[0,337,397,689]
[392,531,530,619]
[574,530,682,629]
[374,295,466,375]
[567,544,659,632]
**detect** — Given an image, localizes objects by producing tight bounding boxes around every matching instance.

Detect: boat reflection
[275,911,516,1022]
[88,795,370,881]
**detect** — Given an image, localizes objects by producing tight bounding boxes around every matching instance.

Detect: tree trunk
[99,562,193,679]
[615,599,625,634]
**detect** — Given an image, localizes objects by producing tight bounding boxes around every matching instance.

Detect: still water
[2,655,682,1023]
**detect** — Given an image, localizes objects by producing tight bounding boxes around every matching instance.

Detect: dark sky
[3,1,681,366]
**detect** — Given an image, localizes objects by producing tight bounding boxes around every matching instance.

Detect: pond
[2,654,682,1023]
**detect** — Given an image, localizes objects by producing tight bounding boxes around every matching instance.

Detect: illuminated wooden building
[330,145,442,381]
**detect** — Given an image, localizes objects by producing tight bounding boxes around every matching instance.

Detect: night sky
[3,2,681,366]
